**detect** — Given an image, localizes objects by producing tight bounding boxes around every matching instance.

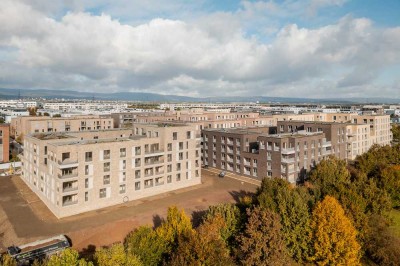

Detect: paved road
[0,171,258,250]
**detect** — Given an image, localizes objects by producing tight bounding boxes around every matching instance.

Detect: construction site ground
[0,168,259,253]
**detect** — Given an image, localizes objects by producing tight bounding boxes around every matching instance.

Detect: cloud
[0,0,399,98]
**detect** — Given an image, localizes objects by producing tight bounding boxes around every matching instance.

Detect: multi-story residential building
[20,123,201,218]
[42,101,128,111]
[10,115,114,140]
[202,126,333,183]
[0,124,10,163]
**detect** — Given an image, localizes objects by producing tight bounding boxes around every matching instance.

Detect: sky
[0,0,399,99]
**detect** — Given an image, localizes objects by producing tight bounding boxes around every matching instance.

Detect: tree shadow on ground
[229,190,255,203]
[79,244,96,261]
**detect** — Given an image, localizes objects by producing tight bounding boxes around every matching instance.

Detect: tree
[391,124,400,143]
[43,112,50,117]
[45,248,92,266]
[53,114,62,117]
[308,157,351,198]
[0,254,17,266]
[256,178,311,263]
[203,203,243,246]
[169,215,234,265]
[236,207,291,266]
[364,215,400,266]
[156,206,193,252]
[309,196,361,266]
[124,226,167,266]
[94,243,141,266]
[28,107,37,116]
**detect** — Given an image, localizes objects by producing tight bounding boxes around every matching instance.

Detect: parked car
[219,171,226,178]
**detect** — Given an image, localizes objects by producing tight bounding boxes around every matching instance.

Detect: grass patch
[389,209,400,237]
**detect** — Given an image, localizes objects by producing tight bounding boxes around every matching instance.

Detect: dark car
[218,171,226,178]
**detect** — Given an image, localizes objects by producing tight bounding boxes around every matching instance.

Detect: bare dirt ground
[0,169,258,253]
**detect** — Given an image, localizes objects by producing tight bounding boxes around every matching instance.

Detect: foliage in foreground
[3,145,400,266]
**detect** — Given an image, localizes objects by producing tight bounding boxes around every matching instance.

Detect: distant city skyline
[1,0,399,98]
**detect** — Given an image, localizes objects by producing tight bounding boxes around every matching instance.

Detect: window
[103,150,110,160]
[176,173,181,181]
[167,154,172,162]
[167,143,172,151]
[85,152,92,162]
[135,158,141,167]
[122,160,126,170]
[85,178,89,189]
[173,132,177,140]
[85,192,88,202]
[135,147,141,155]
[144,179,154,188]
[104,162,110,172]
[103,175,110,185]
[99,188,106,198]
[135,170,141,179]
[119,184,126,194]
[179,142,184,150]
[167,175,172,183]
[179,152,183,160]
[120,148,126,157]
[135,182,141,190]
[187,131,191,139]
[62,152,70,161]
[177,163,181,171]
[85,165,89,175]
[167,164,172,172]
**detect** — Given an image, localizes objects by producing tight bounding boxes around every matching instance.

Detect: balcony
[281,157,295,164]
[58,171,78,179]
[62,186,78,193]
[62,200,78,207]
[144,149,164,156]
[244,160,251,166]
[58,159,79,169]
[322,141,331,148]
[145,159,164,166]
[227,139,233,145]
[274,146,280,152]
[281,147,295,154]
[227,148,234,154]
[259,144,265,149]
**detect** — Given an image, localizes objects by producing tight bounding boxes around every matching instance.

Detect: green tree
[94,243,141,266]
[236,207,291,266]
[156,206,193,252]
[364,215,400,266]
[203,203,243,246]
[45,248,92,266]
[256,178,311,263]
[124,226,167,266]
[309,196,361,266]
[169,215,234,265]
[391,124,400,143]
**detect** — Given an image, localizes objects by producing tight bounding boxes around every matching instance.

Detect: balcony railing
[145,159,164,166]
[281,157,295,164]
[62,186,78,193]
[62,200,78,207]
[144,149,164,156]
[281,147,295,154]
[58,172,78,179]
[57,159,79,169]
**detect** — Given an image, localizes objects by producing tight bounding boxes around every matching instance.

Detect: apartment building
[21,123,201,218]
[0,124,10,163]
[10,115,114,140]
[202,126,333,183]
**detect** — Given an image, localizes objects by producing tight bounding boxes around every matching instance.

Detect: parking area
[0,169,258,252]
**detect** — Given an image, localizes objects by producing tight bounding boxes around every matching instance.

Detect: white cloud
[0,0,399,98]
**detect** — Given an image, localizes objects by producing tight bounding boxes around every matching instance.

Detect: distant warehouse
[20,123,201,218]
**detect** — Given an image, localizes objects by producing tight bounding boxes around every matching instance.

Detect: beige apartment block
[11,115,114,140]
[346,124,371,160]
[21,123,201,218]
